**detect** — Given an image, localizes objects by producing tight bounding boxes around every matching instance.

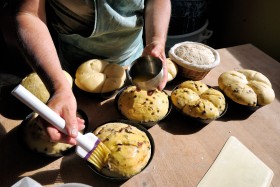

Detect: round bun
[22,113,74,156]
[166,58,178,82]
[93,122,151,177]
[75,59,126,93]
[21,70,73,103]
[171,81,226,119]
[218,69,275,106]
[118,86,169,123]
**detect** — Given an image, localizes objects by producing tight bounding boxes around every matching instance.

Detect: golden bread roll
[171,80,226,119]
[218,71,248,90]
[171,88,200,109]
[223,82,257,106]
[200,88,226,114]
[179,80,209,95]
[218,69,274,106]
[75,59,126,93]
[21,70,73,103]
[166,58,178,82]
[22,113,74,156]
[182,99,220,120]
[238,69,272,87]
[118,86,169,123]
[247,81,275,105]
[93,122,151,177]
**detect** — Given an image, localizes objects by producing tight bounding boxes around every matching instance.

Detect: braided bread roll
[218,69,275,106]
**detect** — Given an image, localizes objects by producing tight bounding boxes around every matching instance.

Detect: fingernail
[81,124,85,130]
[71,128,78,136]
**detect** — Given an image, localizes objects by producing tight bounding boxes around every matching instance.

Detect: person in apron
[12,0,171,144]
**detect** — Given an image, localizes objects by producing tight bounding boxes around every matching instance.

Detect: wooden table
[0,44,279,186]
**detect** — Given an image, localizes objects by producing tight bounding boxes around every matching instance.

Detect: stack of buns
[93,122,151,177]
[218,69,275,106]
[171,80,226,120]
[21,70,73,103]
[75,59,126,93]
[117,86,169,123]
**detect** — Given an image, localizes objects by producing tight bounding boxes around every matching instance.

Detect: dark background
[1,0,280,78]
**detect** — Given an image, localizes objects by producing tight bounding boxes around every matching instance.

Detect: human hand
[42,88,85,145]
[142,41,168,91]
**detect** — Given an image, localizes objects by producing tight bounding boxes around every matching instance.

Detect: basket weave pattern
[179,67,210,80]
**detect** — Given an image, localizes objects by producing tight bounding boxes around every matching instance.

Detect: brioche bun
[218,69,275,106]
[93,122,151,177]
[75,59,126,93]
[117,86,169,123]
[171,81,226,120]
[21,70,73,103]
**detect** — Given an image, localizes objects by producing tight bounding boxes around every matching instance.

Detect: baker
[10,0,171,144]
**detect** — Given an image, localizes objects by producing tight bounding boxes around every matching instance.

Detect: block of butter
[198,136,274,187]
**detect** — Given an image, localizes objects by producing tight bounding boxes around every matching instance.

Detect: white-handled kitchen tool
[12,84,110,170]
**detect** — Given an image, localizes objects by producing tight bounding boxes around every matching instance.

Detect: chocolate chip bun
[117,86,169,123]
[218,69,275,106]
[75,59,126,93]
[93,122,151,177]
[22,113,73,156]
[21,71,73,103]
[171,81,226,120]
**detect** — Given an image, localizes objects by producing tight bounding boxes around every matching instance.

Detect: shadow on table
[158,110,208,135]
[0,125,60,186]
[60,154,127,187]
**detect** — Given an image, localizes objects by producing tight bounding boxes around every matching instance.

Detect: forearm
[144,0,171,45]
[15,11,70,94]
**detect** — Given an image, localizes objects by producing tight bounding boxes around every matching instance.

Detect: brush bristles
[87,142,111,170]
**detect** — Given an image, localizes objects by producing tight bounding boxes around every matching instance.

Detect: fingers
[143,41,168,91]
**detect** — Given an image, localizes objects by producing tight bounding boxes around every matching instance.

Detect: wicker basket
[168,41,220,81]
[179,66,210,80]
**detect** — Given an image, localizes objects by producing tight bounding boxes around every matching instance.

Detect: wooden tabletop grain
[0,44,279,187]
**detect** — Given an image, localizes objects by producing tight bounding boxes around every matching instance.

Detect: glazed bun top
[93,122,151,177]
[118,86,169,123]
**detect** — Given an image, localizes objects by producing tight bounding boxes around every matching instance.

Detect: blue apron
[57,0,144,75]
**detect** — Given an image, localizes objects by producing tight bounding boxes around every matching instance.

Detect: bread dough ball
[224,83,257,106]
[179,80,209,95]
[238,69,272,87]
[22,113,74,156]
[118,86,169,123]
[247,81,275,105]
[218,69,274,106]
[171,80,226,119]
[75,59,126,93]
[183,99,219,120]
[93,122,151,177]
[174,43,215,65]
[200,88,226,114]
[218,71,248,90]
[21,70,73,103]
[171,88,200,109]
[166,58,178,82]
